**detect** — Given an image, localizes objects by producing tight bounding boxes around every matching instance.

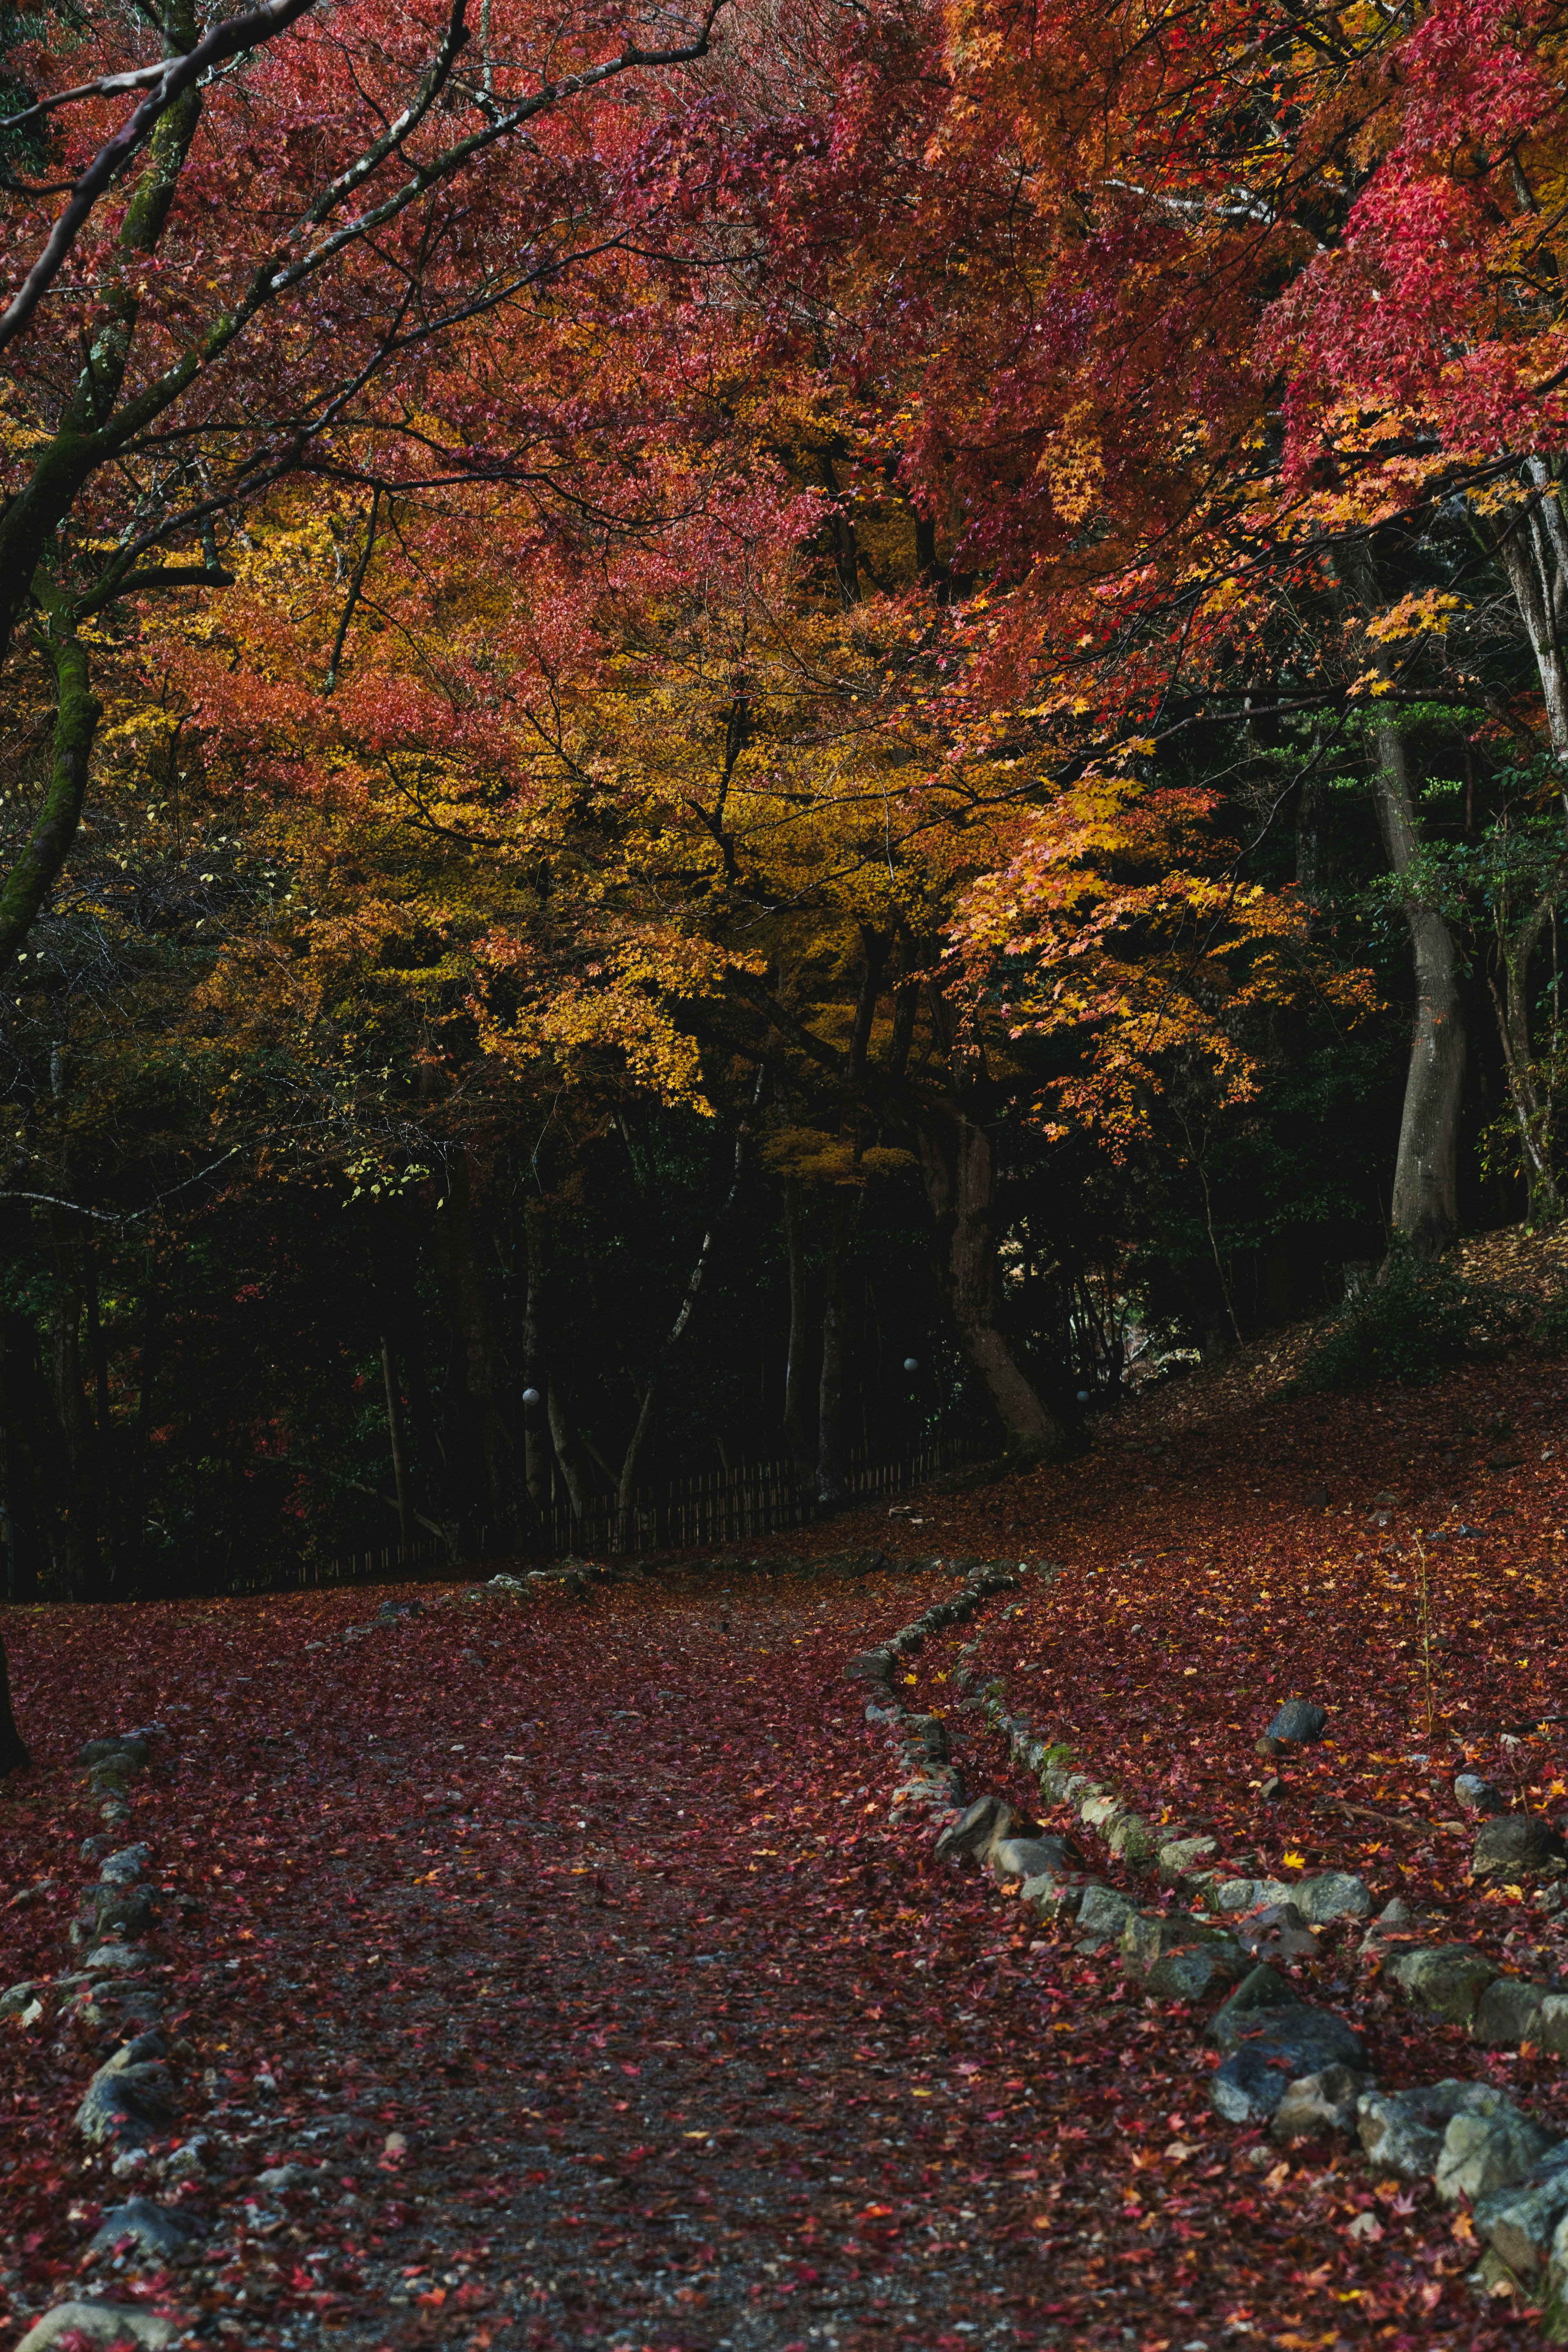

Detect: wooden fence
[267,1434,977,1595]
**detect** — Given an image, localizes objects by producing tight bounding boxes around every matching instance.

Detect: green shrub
[1291,1244,1531,1392]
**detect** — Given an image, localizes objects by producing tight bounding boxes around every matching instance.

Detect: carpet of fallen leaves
[2,1333,1568,2352]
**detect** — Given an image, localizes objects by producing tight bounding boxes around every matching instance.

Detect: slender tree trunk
[917,1102,1069,1455]
[85,1259,119,1579]
[0,1626,29,1773]
[815,1190,853,1504]
[380,1336,411,1544]
[1486,903,1560,1220]
[122,1268,160,1587]
[616,1076,762,1535]
[521,1207,550,1515]
[1493,461,1568,775]
[431,1152,515,1554]
[546,1381,592,1527]
[1370,724,1467,1259]
[780,1180,814,1481]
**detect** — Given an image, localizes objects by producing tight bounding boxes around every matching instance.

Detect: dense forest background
[0,0,1564,1597]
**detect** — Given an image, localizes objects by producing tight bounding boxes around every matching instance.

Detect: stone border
[2,1724,206,2350]
[852,1575,1568,2340]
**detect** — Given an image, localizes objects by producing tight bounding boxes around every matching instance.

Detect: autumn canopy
[0,0,1564,1605]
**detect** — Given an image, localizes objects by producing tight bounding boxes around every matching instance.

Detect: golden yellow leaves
[1035,404,1105,528]
[759,1127,918,1186]
[1363,590,1464,645]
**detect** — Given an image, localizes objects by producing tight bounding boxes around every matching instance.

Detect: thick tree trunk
[916,1105,1069,1456]
[780,1180,814,1481]
[1370,725,1466,1259]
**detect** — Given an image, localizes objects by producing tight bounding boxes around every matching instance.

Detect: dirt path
[3,1555,1541,2352]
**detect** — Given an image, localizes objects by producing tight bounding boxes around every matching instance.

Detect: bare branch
[0,0,325,359]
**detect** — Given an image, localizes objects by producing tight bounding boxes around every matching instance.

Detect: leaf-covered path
[3,1515,1546,2352]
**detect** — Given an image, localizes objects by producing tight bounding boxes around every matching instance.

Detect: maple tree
[4,0,1568,1615]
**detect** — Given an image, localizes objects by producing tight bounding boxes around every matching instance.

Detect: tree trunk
[430,1152,515,1554]
[916,1103,1069,1456]
[85,1258,119,1578]
[1370,724,1467,1259]
[780,1180,814,1481]
[380,1336,411,1545]
[615,1076,762,1536]
[1486,902,1560,1221]
[1493,461,1568,774]
[0,1625,29,1773]
[546,1380,592,1527]
[815,1190,852,1503]
[47,1238,101,1601]
[521,1207,550,1515]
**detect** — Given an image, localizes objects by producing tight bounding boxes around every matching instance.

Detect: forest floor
[6,1255,1568,2351]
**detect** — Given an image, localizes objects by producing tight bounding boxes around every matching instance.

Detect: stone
[1237,1902,1319,1962]
[1473,1976,1548,2048]
[1020,1871,1081,1922]
[1472,1815,1568,1881]
[163,2138,209,2184]
[1075,1882,1141,1944]
[1455,1773,1508,1817]
[1359,1895,1422,1957]
[71,1982,163,2038]
[904,1714,950,1764]
[1266,1700,1328,1745]
[1550,2209,1568,2334]
[1107,1814,1158,1866]
[1158,1835,1218,1887]
[1123,1910,1223,1978]
[75,2033,173,2148]
[1078,1792,1123,1831]
[1270,2065,1374,2145]
[1538,1995,1568,2056]
[254,2163,305,2192]
[1473,2146,1568,2278]
[0,1980,42,2019]
[88,2198,190,2260]
[1210,2046,1298,2125]
[1388,1943,1501,2027]
[98,1846,152,1886]
[1207,1963,1309,2049]
[83,1944,154,1972]
[15,2303,178,2352]
[74,1884,156,1947]
[1357,2080,1492,2180]
[1213,1877,1293,1913]
[1434,2091,1555,2203]
[1292,1871,1373,1924]
[1148,1941,1247,2001]
[991,1834,1071,1882]
[1207,1965,1364,2076]
[1255,1736,1285,1760]
[78,1737,150,1771]
[934,1795,1014,1863]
